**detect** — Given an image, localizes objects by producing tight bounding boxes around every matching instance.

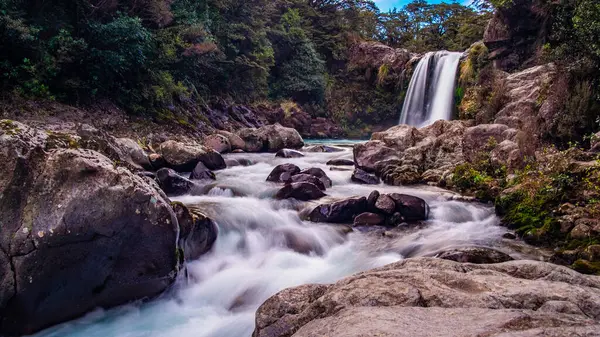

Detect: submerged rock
[225,158,254,167]
[253,258,600,337]
[267,164,301,183]
[351,168,380,185]
[435,247,514,264]
[304,145,344,153]
[308,197,368,223]
[0,127,180,335]
[326,158,354,166]
[275,149,305,158]
[275,182,326,201]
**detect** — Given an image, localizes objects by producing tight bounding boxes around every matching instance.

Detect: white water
[400,51,462,127]
[32,143,509,337]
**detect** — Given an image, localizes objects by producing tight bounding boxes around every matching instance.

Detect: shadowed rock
[275,183,326,201]
[267,164,301,183]
[351,168,380,185]
[308,197,368,223]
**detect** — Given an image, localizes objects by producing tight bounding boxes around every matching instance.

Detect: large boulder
[308,197,368,223]
[237,124,304,153]
[388,193,429,221]
[216,130,245,151]
[254,258,600,337]
[158,140,225,171]
[267,164,301,183]
[353,141,399,173]
[0,125,180,336]
[462,124,512,163]
[275,183,326,201]
[203,134,231,154]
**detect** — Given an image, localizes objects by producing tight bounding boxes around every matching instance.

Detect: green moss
[571,259,600,275]
[0,119,21,135]
[45,130,80,149]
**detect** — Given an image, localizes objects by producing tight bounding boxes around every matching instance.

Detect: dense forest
[0,0,599,135]
[0,0,486,125]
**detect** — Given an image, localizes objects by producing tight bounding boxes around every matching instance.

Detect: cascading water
[31,144,516,337]
[400,51,462,127]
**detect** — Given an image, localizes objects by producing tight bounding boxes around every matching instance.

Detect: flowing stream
[32,142,525,337]
[400,51,462,127]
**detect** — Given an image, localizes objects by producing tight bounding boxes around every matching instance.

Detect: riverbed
[32,141,530,337]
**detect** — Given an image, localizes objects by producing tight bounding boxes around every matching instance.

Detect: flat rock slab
[254,257,600,337]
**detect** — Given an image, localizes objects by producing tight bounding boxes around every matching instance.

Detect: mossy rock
[571,259,600,275]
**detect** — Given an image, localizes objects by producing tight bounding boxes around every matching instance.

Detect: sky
[374,0,471,11]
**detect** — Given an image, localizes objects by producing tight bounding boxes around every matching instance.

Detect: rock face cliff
[254,258,600,337]
[484,0,548,71]
[0,120,217,336]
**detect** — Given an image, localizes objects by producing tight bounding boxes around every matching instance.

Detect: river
[32,141,522,337]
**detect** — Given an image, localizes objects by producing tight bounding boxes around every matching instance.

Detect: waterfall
[399,51,462,127]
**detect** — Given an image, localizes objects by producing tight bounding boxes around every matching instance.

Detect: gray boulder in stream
[0,121,181,336]
[267,164,301,183]
[253,258,600,337]
[237,124,304,153]
[275,183,326,201]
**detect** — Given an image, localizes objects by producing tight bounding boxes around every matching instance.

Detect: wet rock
[266,164,301,183]
[254,258,600,337]
[502,232,517,240]
[287,174,326,191]
[156,168,196,196]
[275,149,305,158]
[367,190,380,210]
[435,247,514,264]
[386,212,405,227]
[298,168,332,188]
[274,183,326,201]
[353,212,386,227]
[374,194,396,215]
[353,140,399,173]
[388,193,430,221]
[0,130,179,336]
[189,162,216,181]
[173,203,218,261]
[308,197,368,223]
[380,164,422,186]
[304,145,344,153]
[137,171,156,179]
[326,158,354,166]
[351,168,380,185]
[203,134,231,154]
[279,229,324,255]
[158,140,225,171]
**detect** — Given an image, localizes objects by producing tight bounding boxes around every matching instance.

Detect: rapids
[32,142,520,337]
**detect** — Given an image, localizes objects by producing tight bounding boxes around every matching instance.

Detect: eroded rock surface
[254,258,600,337]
